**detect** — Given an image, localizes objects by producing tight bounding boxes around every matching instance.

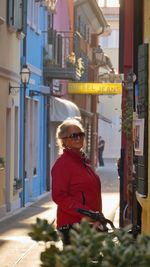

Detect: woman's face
[63,125,85,153]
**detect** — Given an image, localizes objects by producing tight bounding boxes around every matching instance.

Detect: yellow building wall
[0,0,21,215]
[0,2,21,72]
[136,0,150,234]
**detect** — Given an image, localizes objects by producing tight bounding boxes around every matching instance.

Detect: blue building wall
[20,4,48,206]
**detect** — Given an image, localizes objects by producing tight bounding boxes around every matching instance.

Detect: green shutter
[136,43,148,197]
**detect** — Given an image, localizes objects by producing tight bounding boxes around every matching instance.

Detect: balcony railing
[43,45,85,82]
[43,64,79,81]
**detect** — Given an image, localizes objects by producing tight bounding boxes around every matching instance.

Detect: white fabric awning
[50,97,81,122]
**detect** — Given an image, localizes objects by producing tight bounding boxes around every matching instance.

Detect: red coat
[51,149,102,228]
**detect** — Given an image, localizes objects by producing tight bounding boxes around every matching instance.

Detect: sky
[98,0,119,7]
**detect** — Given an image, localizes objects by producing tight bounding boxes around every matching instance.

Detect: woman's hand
[92,221,101,231]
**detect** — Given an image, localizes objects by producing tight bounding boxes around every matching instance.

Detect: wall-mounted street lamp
[123,70,136,90]
[9,64,31,207]
[94,45,114,72]
[35,0,57,12]
[94,45,104,64]
[9,64,31,95]
[20,64,31,85]
[20,64,30,207]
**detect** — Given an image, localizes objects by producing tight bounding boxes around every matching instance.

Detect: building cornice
[27,63,42,76]
[74,0,111,35]
[0,66,20,83]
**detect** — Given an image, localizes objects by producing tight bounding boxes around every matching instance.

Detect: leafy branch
[29,218,150,267]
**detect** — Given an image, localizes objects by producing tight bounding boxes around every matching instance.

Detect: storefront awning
[50,97,81,122]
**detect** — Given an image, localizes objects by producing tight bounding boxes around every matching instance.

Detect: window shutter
[22,0,27,34]
[14,0,22,30]
[136,43,149,197]
[57,34,62,66]
[7,0,13,27]
[91,34,98,48]
[7,0,23,30]
[48,28,53,44]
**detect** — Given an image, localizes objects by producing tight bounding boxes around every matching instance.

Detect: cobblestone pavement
[0,193,56,267]
[0,158,119,266]
[96,158,119,193]
[96,158,120,226]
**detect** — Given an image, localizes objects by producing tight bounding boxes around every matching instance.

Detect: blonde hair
[56,117,85,154]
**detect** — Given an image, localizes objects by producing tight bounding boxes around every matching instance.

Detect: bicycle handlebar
[76,208,115,232]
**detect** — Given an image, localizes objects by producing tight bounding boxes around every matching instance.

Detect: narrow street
[0,158,119,267]
[96,158,119,226]
[0,194,56,267]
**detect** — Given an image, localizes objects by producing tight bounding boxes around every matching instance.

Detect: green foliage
[13,177,22,189]
[122,96,133,139]
[29,218,59,243]
[29,218,150,267]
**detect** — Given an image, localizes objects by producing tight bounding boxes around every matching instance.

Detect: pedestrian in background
[98,136,105,166]
[51,118,102,244]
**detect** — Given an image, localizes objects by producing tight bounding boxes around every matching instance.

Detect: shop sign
[68,82,122,94]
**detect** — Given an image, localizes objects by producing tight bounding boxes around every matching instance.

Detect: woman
[51,118,102,244]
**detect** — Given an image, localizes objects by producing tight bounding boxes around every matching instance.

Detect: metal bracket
[9,83,22,95]
[29,90,50,97]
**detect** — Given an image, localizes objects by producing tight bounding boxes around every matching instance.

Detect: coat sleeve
[51,160,92,219]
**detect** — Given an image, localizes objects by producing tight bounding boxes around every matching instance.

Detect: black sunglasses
[64,132,85,139]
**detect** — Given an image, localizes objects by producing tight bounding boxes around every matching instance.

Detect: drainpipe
[46,93,51,191]
[20,0,27,207]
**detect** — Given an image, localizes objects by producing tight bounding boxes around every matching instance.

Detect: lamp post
[20,64,31,207]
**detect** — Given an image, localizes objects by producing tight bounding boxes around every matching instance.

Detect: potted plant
[13,177,22,194]
[29,218,150,267]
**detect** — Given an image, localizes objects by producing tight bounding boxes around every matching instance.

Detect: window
[78,15,81,32]
[100,29,119,48]
[98,0,119,7]
[7,0,23,30]
[27,0,40,33]
[47,30,64,66]
[99,0,105,6]
[107,0,119,7]
[27,0,31,24]
[48,13,53,29]
[14,107,19,178]
[34,1,40,32]
[25,99,39,178]
[32,101,38,175]
[31,0,36,30]
[84,24,86,39]
[87,28,90,43]
[56,34,63,66]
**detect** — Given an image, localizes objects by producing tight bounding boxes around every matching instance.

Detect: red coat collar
[63,148,91,165]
